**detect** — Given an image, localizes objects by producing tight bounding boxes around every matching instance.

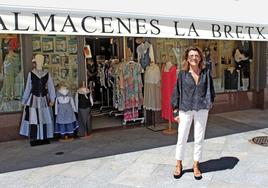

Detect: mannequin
[75,81,93,138]
[54,82,78,141]
[172,41,182,69]
[164,61,173,72]
[1,39,20,100]
[233,48,250,90]
[224,63,239,90]
[144,61,161,128]
[19,54,56,146]
[161,61,177,135]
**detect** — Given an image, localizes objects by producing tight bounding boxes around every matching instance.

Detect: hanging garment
[19,70,56,140]
[54,88,78,135]
[137,41,154,71]
[110,60,125,111]
[1,52,21,100]
[121,61,143,120]
[144,63,161,111]
[161,65,177,122]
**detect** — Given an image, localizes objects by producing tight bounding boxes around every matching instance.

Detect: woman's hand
[174,116,180,123]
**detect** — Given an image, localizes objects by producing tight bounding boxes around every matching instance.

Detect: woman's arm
[171,72,181,110]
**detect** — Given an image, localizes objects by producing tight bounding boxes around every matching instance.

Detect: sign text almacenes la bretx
[0,11,266,41]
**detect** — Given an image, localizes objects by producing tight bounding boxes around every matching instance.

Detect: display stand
[162,120,177,135]
[146,111,166,132]
[59,135,74,142]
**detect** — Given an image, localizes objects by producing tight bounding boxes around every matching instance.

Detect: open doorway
[85,37,123,129]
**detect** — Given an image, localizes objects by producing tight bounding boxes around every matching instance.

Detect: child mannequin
[54,82,78,140]
[75,81,93,138]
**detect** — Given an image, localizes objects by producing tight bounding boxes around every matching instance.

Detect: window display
[153,38,190,69]
[181,39,254,93]
[151,38,255,93]
[0,34,24,113]
[32,35,78,94]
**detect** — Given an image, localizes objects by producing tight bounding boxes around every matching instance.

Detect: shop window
[196,40,254,93]
[32,35,78,94]
[150,38,255,93]
[0,34,24,113]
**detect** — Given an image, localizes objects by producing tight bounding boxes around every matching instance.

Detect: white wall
[0,0,267,25]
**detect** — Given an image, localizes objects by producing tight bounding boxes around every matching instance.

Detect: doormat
[249,136,268,147]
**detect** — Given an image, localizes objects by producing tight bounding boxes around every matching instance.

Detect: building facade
[0,1,267,141]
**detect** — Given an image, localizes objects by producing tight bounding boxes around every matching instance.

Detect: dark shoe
[193,162,202,180]
[30,139,50,146]
[173,164,183,179]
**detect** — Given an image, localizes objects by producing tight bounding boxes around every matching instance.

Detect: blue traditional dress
[54,88,78,135]
[19,69,55,142]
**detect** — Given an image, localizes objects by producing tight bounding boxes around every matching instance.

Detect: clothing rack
[122,107,144,126]
[99,86,113,112]
[122,117,145,126]
[109,109,123,117]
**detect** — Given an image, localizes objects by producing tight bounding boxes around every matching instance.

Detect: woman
[171,46,215,180]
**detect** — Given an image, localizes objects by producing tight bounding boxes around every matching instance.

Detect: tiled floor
[0,109,267,188]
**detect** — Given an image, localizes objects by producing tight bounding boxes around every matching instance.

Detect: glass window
[196,40,254,93]
[0,34,24,113]
[32,35,78,94]
[142,38,255,93]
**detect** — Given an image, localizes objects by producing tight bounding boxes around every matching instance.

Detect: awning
[0,0,267,41]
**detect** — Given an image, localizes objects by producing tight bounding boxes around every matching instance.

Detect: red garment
[161,65,177,122]
[8,38,19,50]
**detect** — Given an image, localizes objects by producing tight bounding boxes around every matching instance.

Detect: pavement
[0,109,268,188]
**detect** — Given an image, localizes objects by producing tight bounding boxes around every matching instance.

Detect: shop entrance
[84,37,124,130]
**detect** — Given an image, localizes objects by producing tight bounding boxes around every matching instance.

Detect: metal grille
[250,136,268,147]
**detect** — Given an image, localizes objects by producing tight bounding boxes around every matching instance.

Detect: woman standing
[171,46,215,180]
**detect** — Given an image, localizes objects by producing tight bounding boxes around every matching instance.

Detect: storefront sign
[0,11,267,41]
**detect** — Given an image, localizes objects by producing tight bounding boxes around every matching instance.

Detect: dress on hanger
[121,61,143,120]
[144,63,161,111]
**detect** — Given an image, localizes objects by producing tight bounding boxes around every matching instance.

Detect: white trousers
[175,109,209,161]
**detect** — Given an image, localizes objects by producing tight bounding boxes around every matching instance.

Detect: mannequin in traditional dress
[54,82,78,140]
[75,81,93,138]
[19,54,56,146]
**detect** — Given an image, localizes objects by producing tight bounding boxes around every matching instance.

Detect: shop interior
[83,37,255,130]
